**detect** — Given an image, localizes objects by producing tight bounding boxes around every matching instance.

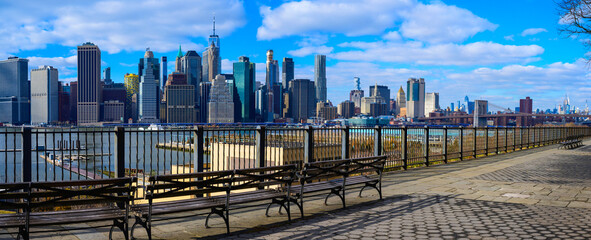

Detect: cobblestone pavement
[222,194,591,240]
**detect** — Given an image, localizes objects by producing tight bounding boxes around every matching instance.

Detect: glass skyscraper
[234,56,256,122]
[314,55,327,102]
[138,49,161,123]
[0,57,30,124]
[282,58,294,92]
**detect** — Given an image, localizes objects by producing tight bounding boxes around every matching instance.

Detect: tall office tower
[77,43,101,125]
[519,97,533,114]
[124,73,139,122]
[202,17,221,82]
[314,54,327,102]
[282,58,294,92]
[103,67,112,85]
[264,50,279,121]
[338,100,355,119]
[161,56,167,88]
[199,82,212,122]
[369,85,390,111]
[31,66,58,124]
[406,78,425,118]
[181,50,202,121]
[255,84,266,122]
[233,56,255,122]
[396,86,406,116]
[69,82,78,122]
[138,49,161,123]
[165,72,194,123]
[58,82,71,123]
[208,75,234,123]
[223,74,242,122]
[424,92,440,116]
[288,79,316,123]
[0,57,30,124]
[349,90,364,108]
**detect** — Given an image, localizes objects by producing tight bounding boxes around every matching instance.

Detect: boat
[147,124,164,131]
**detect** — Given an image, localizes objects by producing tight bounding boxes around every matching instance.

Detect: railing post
[374,126,382,157]
[459,127,463,161]
[473,127,477,158]
[495,127,499,154]
[484,127,489,156]
[533,126,536,147]
[193,127,204,175]
[527,127,531,148]
[21,127,31,182]
[443,126,448,164]
[402,126,408,170]
[341,126,350,160]
[304,126,314,164]
[256,126,266,168]
[424,126,430,166]
[114,126,125,178]
[504,127,508,153]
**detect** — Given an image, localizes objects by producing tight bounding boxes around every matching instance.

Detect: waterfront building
[77,43,101,125]
[406,78,425,118]
[425,92,440,117]
[124,73,139,122]
[338,100,355,119]
[103,67,112,85]
[31,65,58,124]
[103,100,124,122]
[288,79,316,123]
[317,101,337,121]
[361,83,387,117]
[69,82,77,122]
[102,83,126,103]
[520,97,533,114]
[314,55,327,102]
[165,72,194,123]
[138,49,161,123]
[282,57,294,92]
[199,82,212,122]
[233,56,255,122]
[208,75,234,123]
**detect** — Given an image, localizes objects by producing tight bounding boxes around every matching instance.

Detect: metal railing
[1,126,589,186]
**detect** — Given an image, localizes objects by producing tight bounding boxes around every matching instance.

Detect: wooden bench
[0,177,136,240]
[559,136,583,149]
[131,164,299,239]
[279,156,386,216]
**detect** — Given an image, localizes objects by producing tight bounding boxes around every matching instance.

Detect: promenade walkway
[5,140,591,239]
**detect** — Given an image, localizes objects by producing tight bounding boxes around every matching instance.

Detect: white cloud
[0,0,245,56]
[221,59,234,73]
[257,0,415,40]
[399,3,497,43]
[288,46,334,57]
[27,55,78,76]
[333,41,544,66]
[383,31,403,41]
[521,28,547,36]
[504,35,514,41]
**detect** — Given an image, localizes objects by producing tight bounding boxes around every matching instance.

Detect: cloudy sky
[1,0,589,111]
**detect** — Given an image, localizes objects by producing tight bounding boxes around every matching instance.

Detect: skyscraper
[265,50,281,121]
[77,42,101,124]
[406,78,425,118]
[181,50,202,121]
[519,97,533,114]
[161,56,167,88]
[58,82,71,123]
[199,82,212,122]
[138,49,161,123]
[338,100,355,119]
[424,92,440,116]
[350,90,364,108]
[288,79,316,122]
[233,56,255,122]
[282,57,294,92]
[0,57,30,124]
[124,73,139,122]
[314,54,327,102]
[103,67,112,85]
[165,72,194,123]
[208,75,234,123]
[202,17,221,82]
[396,86,406,116]
[369,85,390,112]
[361,83,387,117]
[31,65,58,124]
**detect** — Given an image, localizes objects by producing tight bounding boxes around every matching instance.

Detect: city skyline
[0,0,589,110]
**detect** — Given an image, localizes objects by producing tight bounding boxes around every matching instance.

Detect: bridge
[419,112,590,126]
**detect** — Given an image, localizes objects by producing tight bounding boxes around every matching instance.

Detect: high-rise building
[265,50,281,121]
[138,49,160,123]
[424,92,440,117]
[406,78,425,118]
[519,97,533,114]
[69,82,77,122]
[361,83,387,117]
[58,82,71,123]
[202,17,221,82]
[77,43,101,124]
[165,72,194,123]
[0,56,31,125]
[282,58,294,92]
[369,85,390,112]
[208,75,234,123]
[338,100,355,119]
[161,56,167,88]
[288,79,316,122]
[233,56,255,122]
[124,73,139,122]
[255,84,266,122]
[316,101,337,121]
[31,66,58,124]
[103,100,124,122]
[199,82,212,122]
[314,55,327,102]
[396,86,406,116]
[181,50,202,121]
[103,67,112,85]
[350,90,364,108]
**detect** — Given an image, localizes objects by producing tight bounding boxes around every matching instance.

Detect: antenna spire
[213,15,216,35]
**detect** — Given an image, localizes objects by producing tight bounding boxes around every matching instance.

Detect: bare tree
[557,0,591,52]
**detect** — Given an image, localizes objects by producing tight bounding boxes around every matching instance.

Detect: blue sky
[1,0,589,111]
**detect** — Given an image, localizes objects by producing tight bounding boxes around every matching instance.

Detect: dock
[41,154,104,180]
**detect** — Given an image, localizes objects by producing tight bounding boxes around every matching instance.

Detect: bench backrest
[300,156,388,183]
[28,177,136,210]
[147,170,234,199]
[0,182,30,212]
[231,165,297,191]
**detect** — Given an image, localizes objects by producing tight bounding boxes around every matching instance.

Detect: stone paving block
[567,201,591,209]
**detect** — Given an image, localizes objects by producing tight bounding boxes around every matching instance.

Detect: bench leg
[17,226,28,240]
[325,187,345,208]
[359,181,382,200]
[131,216,151,240]
[276,197,304,218]
[205,207,229,234]
[109,218,128,240]
[265,198,285,217]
